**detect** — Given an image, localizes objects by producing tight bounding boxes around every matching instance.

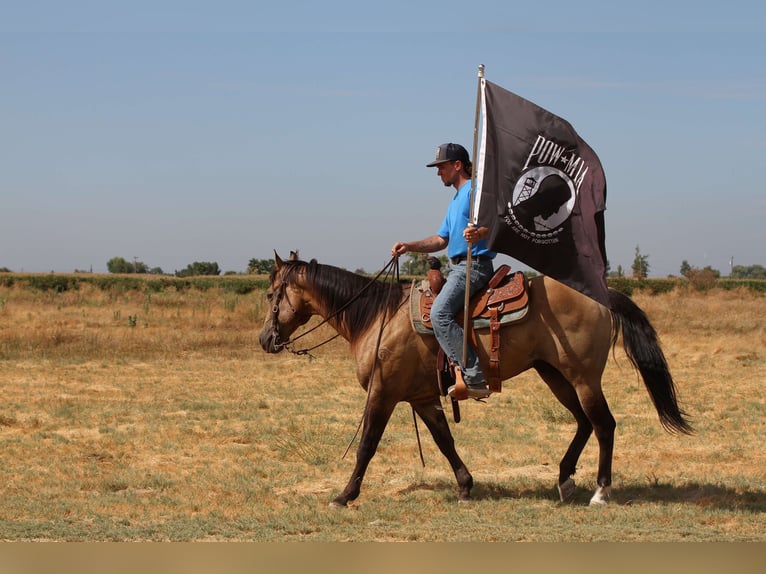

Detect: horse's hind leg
[574,384,616,505]
[331,396,397,508]
[535,362,593,501]
[412,400,473,501]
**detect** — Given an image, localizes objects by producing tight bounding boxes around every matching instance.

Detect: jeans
[430,258,494,386]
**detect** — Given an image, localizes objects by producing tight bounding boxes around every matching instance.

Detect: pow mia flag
[474,80,610,307]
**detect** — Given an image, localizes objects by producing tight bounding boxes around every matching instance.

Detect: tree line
[610,246,766,281]
[396,246,766,281]
[3,251,765,280]
[103,256,275,277]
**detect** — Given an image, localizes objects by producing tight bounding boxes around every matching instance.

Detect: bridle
[264,278,294,353]
[266,273,339,357]
[266,256,401,357]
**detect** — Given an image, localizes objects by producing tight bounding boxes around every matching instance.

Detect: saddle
[410,263,529,394]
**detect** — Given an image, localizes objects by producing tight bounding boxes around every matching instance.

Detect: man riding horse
[392,143,495,400]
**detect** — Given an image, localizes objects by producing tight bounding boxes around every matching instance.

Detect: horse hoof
[557,478,576,502]
[329,499,348,509]
[589,486,611,506]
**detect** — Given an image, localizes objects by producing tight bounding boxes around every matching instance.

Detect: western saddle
[411,261,529,397]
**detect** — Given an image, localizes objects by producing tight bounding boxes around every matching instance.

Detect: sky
[2,1,764,277]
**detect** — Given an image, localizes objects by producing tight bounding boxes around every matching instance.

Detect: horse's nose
[259,328,273,353]
[259,323,282,353]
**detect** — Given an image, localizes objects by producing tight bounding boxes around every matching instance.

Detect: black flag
[475,80,609,307]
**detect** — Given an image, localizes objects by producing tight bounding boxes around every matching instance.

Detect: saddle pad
[409,280,528,335]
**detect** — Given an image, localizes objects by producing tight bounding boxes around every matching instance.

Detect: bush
[718,279,766,293]
[26,275,82,293]
[686,268,719,291]
[607,277,633,296]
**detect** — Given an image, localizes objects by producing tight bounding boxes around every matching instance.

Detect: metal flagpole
[461,64,485,369]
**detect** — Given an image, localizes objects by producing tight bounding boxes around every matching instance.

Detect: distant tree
[247,258,275,274]
[631,245,649,279]
[107,256,151,274]
[108,257,131,273]
[0,267,11,273]
[680,260,692,278]
[148,267,165,275]
[731,264,766,279]
[402,252,428,276]
[107,257,127,273]
[607,259,626,278]
[175,261,221,277]
[401,253,449,276]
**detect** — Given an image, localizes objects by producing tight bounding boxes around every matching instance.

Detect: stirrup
[448,367,491,401]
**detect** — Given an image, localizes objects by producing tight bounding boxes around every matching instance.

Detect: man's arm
[391,235,448,256]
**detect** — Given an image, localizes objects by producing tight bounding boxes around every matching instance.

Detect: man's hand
[391,242,408,257]
[463,224,485,243]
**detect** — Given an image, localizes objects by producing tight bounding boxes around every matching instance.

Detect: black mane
[275,259,403,340]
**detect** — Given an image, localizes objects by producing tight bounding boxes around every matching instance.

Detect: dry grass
[0,281,764,541]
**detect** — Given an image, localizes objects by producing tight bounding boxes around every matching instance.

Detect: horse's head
[259,251,314,353]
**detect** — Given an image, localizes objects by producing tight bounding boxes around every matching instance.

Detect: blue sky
[2,1,764,276]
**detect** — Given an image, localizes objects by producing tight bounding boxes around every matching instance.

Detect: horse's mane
[273,258,403,340]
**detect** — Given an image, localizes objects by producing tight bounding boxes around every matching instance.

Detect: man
[392,143,496,399]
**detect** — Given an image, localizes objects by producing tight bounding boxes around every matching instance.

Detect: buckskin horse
[259,252,692,507]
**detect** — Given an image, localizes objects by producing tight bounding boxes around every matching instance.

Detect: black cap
[426,143,470,167]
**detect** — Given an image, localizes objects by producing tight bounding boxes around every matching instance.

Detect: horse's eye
[266,292,274,301]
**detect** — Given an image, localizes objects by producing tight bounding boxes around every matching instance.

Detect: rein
[341,255,404,459]
[270,255,426,467]
[270,256,401,358]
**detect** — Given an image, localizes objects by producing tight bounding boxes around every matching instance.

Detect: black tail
[609,289,693,435]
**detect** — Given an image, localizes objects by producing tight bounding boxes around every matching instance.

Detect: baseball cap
[426,143,470,167]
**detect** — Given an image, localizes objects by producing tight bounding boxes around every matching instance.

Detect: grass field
[0,278,764,541]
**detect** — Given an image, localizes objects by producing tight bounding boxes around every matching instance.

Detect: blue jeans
[430,259,494,386]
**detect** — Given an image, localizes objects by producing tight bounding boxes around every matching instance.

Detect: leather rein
[267,255,426,466]
[267,256,401,358]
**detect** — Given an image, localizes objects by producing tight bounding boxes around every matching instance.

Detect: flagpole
[462,64,485,369]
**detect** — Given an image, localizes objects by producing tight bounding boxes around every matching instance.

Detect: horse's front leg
[330,395,397,508]
[411,399,473,501]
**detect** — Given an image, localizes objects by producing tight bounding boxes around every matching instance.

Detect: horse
[259,252,692,507]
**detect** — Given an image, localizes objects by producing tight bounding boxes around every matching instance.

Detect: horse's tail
[608,289,694,435]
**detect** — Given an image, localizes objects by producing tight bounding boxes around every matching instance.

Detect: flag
[474,80,610,307]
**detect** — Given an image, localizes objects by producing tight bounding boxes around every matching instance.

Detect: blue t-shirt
[437,180,496,260]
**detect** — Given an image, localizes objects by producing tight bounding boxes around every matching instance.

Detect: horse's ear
[289,250,299,261]
[273,250,284,270]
